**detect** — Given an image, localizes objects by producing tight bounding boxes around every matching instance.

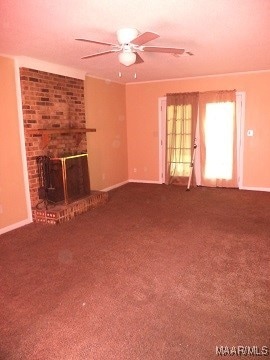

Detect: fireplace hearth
[34,153,108,224]
[32,191,108,225]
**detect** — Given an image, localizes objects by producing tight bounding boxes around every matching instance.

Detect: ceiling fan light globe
[118,52,136,66]
[117,28,138,44]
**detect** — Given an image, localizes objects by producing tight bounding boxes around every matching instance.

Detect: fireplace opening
[37,153,90,206]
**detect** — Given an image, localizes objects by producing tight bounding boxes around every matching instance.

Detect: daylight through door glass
[167,104,192,177]
[204,102,234,180]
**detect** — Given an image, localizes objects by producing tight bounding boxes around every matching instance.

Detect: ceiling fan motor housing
[117,28,139,44]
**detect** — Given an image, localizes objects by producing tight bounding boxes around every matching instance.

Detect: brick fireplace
[20,68,107,223]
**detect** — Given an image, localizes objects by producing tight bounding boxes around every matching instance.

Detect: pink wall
[126,71,270,189]
[85,77,128,190]
[0,57,29,230]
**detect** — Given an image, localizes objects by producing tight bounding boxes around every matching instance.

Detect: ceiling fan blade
[135,53,144,64]
[76,38,117,47]
[131,32,159,46]
[142,46,185,55]
[81,49,119,59]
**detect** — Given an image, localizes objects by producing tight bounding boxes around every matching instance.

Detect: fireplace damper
[47,153,90,204]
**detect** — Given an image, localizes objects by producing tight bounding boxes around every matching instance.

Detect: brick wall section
[20,68,87,207]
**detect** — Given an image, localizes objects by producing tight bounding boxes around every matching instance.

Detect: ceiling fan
[76,28,191,67]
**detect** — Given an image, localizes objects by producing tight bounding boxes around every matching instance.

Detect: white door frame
[158,97,166,183]
[236,92,245,188]
[158,92,245,186]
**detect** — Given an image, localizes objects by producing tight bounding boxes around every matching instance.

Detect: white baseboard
[0,218,32,235]
[239,186,270,193]
[128,179,161,184]
[102,180,129,192]
[102,179,162,192]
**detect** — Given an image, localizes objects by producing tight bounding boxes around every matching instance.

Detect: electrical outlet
[133,168,137,173]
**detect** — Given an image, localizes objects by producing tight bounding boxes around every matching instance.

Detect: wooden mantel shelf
[27,128,96,148]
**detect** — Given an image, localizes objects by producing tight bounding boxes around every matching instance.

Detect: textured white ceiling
[0,0,270,83]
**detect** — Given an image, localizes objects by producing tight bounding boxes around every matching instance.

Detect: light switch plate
[247,129,254,137]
